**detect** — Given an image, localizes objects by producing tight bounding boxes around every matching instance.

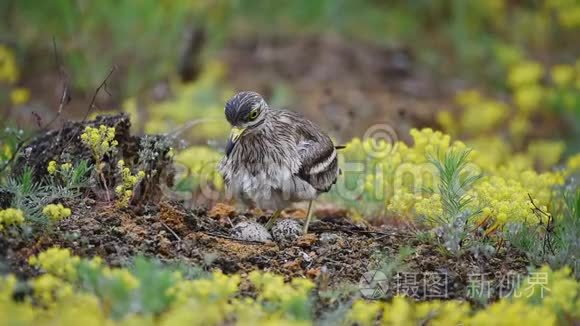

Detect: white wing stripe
[308,149,336,175]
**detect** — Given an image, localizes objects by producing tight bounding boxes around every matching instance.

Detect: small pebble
[271,219,303,243]
[231,221,272,242]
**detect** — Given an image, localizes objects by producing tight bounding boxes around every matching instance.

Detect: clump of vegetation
[80,126,118,165]
[0,208,24,231]
[114,160,145,208]
[80,125,118,201]
[439,58,580,153]
[336,128,564,226]
[506,187,580,278]
[0,247,576,325]
[0,161,90,231]
[427,149,482,255]
[42,203,71,222]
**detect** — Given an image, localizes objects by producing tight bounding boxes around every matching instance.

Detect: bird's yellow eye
[248,110,259,121]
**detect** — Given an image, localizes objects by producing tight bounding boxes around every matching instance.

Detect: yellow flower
[460,99,508,134]
[551,64,575,87]
[527,140,566,168]
[514,85,543,113]
[115,163,145,208]
[436,110,457,136]
[508,61,544,88]
[494,44,524,67]
[47,160,58,175]
[347,300,383,326]
[557,5,580,28]
[566,153,580,172]
[10,88,30,106]
[28,247,80,280]
[474,170,562,225]
[471,299,555,326]
[382,296,415,325]
[60,163,72,172]
[0,45,19,83]
[509,113,531,143]
[0,208,25,231]
[455,89,483,107]
[31,274,73,306]
[249,271,313,305]
[415,193,443,221]
[416,300,471,325]
[80,125,117,166]
[42,204,72,222]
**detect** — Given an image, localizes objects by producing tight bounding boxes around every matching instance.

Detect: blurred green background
[1,0,579,157]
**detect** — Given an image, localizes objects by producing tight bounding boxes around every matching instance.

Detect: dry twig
[81,66,117,122]
[161,221,182,242]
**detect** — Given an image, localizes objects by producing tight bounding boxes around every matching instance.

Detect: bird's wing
[292,116,340,193]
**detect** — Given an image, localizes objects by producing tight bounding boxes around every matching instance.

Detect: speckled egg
[271,219,303,243]
[319,232,342,245]
[231,221,272,242]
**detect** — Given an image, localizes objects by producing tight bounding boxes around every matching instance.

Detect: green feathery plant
[428,149,482,224]
[427,149,482,255]
[1,161,91,231]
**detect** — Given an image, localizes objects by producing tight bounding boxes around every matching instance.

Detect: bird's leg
[303,200,314,234]
[265,209,281,229]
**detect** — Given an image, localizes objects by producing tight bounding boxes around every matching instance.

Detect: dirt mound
[12,113,174,203]
[14,114,133,179]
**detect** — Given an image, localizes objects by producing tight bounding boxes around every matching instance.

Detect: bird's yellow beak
[225,126,246,156]
[229,126,246,143]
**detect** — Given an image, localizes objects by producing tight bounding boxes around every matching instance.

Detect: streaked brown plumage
[218,91,341,233]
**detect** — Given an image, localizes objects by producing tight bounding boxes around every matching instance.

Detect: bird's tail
[334,145,346,176]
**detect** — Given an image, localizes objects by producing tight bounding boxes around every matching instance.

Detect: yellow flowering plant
[44,159,91,194]
[30,274,75,307]
[28,247,81,281]
[334,127,565,228]
[0,208,25,231]
[346,300,383,326]
[437,55,580,150]
[0,45,19,84]
[80,125,118,201]
[10,87,30,106]
[46,161,58,175]
[7,247,580,326]
[80,125,118,165]
[114,160,145,208]
[331,128,470,217]
[248,271,314,321]
[42,203,72,222]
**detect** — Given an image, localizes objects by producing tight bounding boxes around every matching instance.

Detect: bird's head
[224,91,268,156]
